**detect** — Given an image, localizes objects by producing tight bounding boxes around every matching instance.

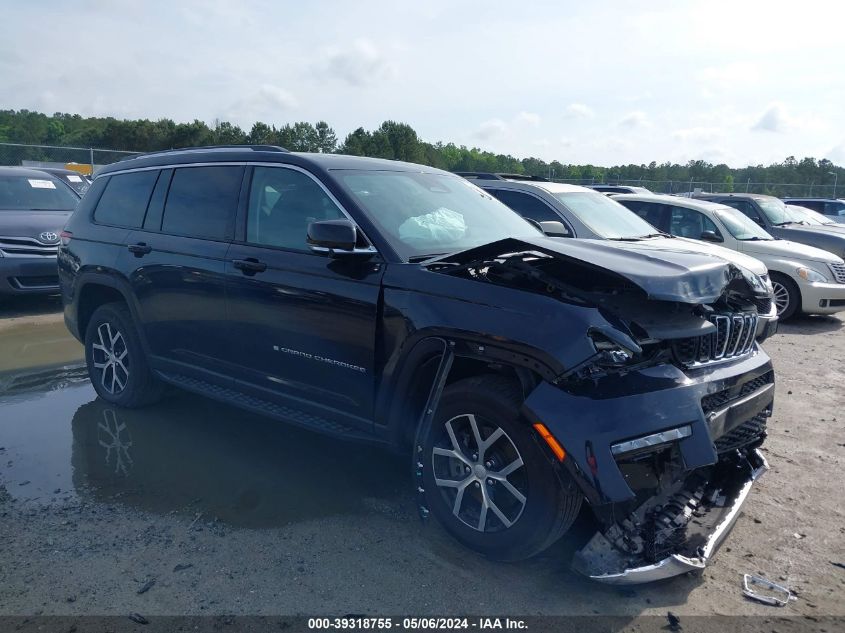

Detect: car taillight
[60,230,73,246]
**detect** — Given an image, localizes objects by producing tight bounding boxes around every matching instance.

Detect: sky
[2,0,845,167]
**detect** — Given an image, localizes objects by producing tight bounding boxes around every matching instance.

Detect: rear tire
[84,302,164,408]
[770,272,800,320]
[420,375,582,561]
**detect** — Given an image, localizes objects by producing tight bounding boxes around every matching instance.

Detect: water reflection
[2,370,409,528]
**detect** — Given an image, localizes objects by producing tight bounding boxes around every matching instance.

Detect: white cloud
[618,111,650,128]
[751,102,794,133]
[473,118,509,141]
[516,111,541,126]
[699,62,760,85]
[224,84,297,122]
[317,38,397,87]
[673,126,724,142]
[564,103,595,119]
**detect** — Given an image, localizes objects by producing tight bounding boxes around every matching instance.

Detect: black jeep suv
[59,146,775,584]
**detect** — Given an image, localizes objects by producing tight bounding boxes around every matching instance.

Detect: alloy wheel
[91,322,130,394]
[771,280,791,316]
[431,413,527,533]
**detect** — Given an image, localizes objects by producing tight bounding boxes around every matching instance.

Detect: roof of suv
[98,146,451,177]
[614,193,734,213]
[458,174,588,195]
[695,192,778,202]
[782,197,845,202]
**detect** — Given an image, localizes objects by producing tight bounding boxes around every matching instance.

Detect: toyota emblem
[39,231,59,243]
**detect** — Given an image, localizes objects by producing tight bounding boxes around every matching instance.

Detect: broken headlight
[588,330,640,368]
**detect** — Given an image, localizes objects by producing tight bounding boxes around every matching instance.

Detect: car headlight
[796,267,829,283]
[588,331,640,367]
[738,267,768,294]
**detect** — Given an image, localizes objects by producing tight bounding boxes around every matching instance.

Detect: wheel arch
[74,271,146,350]
[381,333,549,450]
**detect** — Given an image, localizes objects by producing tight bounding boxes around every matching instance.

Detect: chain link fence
[1,142,840,199]
[0,142,140,175]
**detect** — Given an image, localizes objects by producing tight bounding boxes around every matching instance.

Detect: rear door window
[93,170,160,228]
[490,189,561,223]
[161,166,244,240]
[668,206,721,239]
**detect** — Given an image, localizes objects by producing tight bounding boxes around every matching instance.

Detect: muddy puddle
[1,316,409,528]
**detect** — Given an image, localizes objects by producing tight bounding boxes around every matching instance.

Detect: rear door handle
[233,258,267,275]
[127,242,152,256]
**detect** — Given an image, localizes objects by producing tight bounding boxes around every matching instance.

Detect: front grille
[701,370,774,415]
[0,236,59,258]
[829,262,845,284]
[672,312,758,367]
[753,297,772,314]
[10,275,59,289]
[714,412,768,453]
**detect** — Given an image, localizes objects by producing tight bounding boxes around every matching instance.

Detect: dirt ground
[1,298,844,619]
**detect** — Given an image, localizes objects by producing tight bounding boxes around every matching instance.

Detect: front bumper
[522,350,774,584]
[0,256,60,294]
[798,280,845,314]
[576,448,768,584]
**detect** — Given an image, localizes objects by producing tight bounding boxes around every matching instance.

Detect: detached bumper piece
[572,447,768,584]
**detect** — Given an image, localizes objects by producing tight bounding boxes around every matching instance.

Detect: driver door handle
[127,242,152,256]
[233,258,267,275]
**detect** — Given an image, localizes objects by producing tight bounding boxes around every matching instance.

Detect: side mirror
[699,230,723,243]
[307,219,374,258]
[539,220,571,237]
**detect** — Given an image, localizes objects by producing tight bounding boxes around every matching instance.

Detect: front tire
[84,302,164,408]
[770,272,801,319]
[420,375,582,561]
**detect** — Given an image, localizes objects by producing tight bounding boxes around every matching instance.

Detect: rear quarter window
[93,170,160,228]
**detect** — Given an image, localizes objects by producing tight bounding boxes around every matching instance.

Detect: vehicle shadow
[777,313,844,336]
[0,294,62,319]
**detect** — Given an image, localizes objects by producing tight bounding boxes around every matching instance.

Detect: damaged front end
[426,237,776,584]
[573,447,768,584]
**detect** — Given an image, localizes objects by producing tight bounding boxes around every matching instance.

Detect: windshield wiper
[740,236,769,241]
[773,221,797,226]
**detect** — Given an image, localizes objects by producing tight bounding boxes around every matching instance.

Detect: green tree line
[1,109,842,196]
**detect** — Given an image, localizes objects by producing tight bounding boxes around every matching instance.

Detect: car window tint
[246,167,345,250]
[621,200,665,229]
[489,189,561,223]
[721,199,762,222]
[668,206,720,239]
[825,201,845,216]
[161,166,243,240]
[93,170,159,228]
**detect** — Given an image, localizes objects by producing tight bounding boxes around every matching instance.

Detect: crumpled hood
[429,236,740,304]
[631,236,768,276]
[0,210,72,238]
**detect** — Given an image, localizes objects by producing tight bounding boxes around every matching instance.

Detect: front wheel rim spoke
[487,495,513,528]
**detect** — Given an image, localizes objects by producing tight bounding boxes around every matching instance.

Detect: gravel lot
[1,299,844,618]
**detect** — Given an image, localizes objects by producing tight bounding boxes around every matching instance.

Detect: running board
[160,372,375,442]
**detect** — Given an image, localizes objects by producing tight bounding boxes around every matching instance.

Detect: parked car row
[0,149,833,586]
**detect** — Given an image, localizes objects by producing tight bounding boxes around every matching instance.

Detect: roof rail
[453,172,550,182]
[118,144,289,162]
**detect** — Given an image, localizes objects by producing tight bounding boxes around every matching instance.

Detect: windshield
[334,171,540,260]
[713,207,774,240]
[785,205,833,225]
[756,198,792,225]
[553,190,660,239]
[0,175,80,210]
